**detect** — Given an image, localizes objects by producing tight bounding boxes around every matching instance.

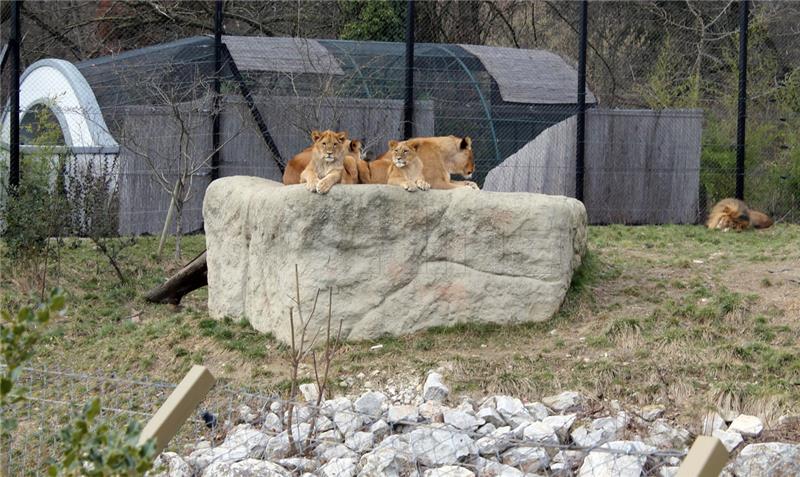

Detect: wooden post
[138,365,216,454]
[676,436,729,477]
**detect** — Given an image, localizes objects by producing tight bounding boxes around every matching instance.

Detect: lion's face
[710,198,750,230]
[311,130,348,163]
[347,139,365,160]
[388,140,417,168]
[453,136,475,179]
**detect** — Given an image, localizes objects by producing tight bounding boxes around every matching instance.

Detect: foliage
[1,103,69,276]
[69,157,132,285]
[0,289,65,436]
[3,99,130,284]
[48,398,156,477]
[639,34,700,109]
[641,15,800,218]
[339,0,405,42]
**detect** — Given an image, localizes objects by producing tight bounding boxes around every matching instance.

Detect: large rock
[148,452,191,477]
[578,441,655,477]
[407,427,476,466]
[728,414,763,437]
[732,442,800,476]
[202,459,291,477]
[204,177,587,343]
[359,435,416,477]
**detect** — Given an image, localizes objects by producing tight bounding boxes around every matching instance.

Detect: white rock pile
[149,375,800,477]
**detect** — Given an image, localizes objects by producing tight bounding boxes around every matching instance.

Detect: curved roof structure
[0,59,118,151]
[72,35,595,110]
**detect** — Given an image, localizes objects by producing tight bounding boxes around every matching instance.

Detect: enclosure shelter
[3,35,598,234]
[0,59,119,222]
[72,35,596,180]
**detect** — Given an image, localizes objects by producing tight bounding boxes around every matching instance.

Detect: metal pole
[403,0,415,140]
[575,0,588,202]
[735,0,749,200]
[9,0,21,192]
[211,0,223,181]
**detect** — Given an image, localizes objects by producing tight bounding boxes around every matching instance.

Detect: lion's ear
[410,143,420,151]
[350,139,362,152]
[388,140,399,149]
[460,136,472,150]
[337,131,348,142]
[311,130,322,142]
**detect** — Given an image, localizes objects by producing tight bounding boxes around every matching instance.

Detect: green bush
[1,293,155,475]
[0,289,65,436]
[49,398,156,477]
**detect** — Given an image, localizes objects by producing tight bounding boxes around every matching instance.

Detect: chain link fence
[0,365,696,476]
[2,0,798,235]
[5,365,800,476]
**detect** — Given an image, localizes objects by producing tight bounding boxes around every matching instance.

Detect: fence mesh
[1,0,799,234]
[2,365,701,476]
[1,2,800,474]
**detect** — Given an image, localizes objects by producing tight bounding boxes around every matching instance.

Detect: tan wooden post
[138,365,216,454]
[676,435,729,477]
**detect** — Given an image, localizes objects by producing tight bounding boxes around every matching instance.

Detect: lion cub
[284,138,361,185]
[300,130,348,194]
[386,140,430,192]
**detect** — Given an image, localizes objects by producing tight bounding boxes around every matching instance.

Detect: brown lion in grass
[706,198,774,231]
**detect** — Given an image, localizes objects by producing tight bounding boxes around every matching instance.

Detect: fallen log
[145,250,208,305]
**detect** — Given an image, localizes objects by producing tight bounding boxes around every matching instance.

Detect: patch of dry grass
[2,224,799,435]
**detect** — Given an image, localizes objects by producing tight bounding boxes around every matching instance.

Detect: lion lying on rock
[385,140,430,192]
[362,135,479,190]
[285,132,480,191]
[283,133,362,186]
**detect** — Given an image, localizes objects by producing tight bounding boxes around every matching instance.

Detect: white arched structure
[1,59,117,150]
[1,59,120,230]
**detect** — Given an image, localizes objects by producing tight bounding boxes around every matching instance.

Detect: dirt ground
[3,224,799,435]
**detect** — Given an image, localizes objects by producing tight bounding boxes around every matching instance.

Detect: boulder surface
[204,177,587,343]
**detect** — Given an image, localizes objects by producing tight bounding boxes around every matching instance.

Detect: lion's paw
[416,179,430,191]
[403,182,417,192]
[316,180,333,194]
[304,181,317,192]
[464,181,480,190]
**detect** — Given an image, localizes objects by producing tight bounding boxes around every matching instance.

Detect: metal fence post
[735,0,749,200]
[676,436,729,477]
[575,0,588,202]
[138,365,216,455]
[403,0,415,140]
[9,0,21,192]
[210,0,223,182]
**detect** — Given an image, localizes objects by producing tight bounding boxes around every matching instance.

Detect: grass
[2,224,800,428]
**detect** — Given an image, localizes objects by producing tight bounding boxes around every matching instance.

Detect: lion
[298,129,349,194]
[361,135,479,189]
[283,134,360,186]
[385,140,430,192]
[706,198,774,230]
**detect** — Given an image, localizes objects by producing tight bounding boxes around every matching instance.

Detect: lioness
[706,198,773,230]
[283,136,361,185]
[299,129,348,194]
[385,140,430,192]
[361,135,479,189]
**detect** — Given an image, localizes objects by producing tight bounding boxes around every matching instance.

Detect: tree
[117,79,243,260]
[339,0,405,42]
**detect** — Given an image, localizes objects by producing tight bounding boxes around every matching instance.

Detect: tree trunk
[157,182,178,259]
[144,250,207,305]
[175,200,183,261]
